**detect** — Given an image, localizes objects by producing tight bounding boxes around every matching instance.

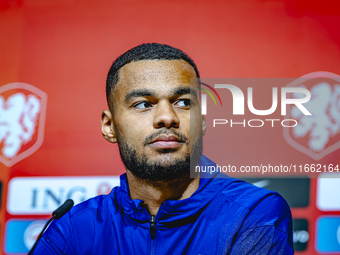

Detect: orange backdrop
[0,0,340,254]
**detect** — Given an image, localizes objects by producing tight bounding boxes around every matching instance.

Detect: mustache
[143,130,189,146]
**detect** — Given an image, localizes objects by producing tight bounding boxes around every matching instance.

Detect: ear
[101,110,117,143]
[202,115,207,136]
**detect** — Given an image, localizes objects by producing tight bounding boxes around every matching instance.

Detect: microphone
[28,199,74,255]
[52,199,74,219]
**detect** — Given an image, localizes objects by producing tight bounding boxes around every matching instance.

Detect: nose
[153,101,180,129]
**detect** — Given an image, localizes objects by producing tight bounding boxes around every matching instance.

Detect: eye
[133,101,153,109]
[175,99,191,108]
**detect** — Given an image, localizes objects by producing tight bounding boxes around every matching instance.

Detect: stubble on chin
[116,131,202,182]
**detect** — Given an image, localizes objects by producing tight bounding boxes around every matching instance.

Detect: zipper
[150,215,156,255]
[150,215,156,239]
[147,202,167,255]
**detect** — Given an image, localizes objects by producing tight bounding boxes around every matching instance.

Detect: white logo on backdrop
[23,221,46,250]
[0,83,47,167]
[251,179,270,188]
[0,93,40,158]
[316,173,340,211]
[293,230,309,244]
[284,71,340,160]
[7,176,120,215]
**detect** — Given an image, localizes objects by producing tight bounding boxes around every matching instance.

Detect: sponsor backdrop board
[0,0,340,254]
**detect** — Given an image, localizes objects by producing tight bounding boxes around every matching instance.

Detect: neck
[126,171,200,216]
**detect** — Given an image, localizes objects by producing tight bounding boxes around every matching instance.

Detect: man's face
[102,60,206,181]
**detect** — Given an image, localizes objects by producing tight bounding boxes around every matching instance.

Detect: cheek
[114,116,149,145]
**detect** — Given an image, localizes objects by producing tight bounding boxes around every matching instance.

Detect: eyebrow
[124,86,198,103]
[125,89,156,103]
[172,86,197,98]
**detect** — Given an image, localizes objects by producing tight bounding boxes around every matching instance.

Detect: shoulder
[63,185,123,229]
[208,175,293,252]
[200,166,292,235]
[220,176,288,211]
[199,155,291,228]
[68,192,114,219]
[37,187,120,253]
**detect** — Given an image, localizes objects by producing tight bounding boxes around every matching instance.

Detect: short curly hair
[106,43,200,110]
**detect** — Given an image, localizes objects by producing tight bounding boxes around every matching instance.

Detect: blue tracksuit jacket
[33,155,294,254]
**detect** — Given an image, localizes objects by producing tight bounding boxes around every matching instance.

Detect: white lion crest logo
[292,82,340,151]
[284,72,340,160]
[0,93,40,158]
[0,83,47,166]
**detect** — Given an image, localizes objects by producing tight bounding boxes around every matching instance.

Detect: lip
[148,135,184,149]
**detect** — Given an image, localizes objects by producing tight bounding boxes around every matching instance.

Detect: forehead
[114,59,197,95]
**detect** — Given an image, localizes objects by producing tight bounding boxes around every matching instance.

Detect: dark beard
[116,130,202,182]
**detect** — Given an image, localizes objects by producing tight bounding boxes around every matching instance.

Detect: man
[33,43,294,254]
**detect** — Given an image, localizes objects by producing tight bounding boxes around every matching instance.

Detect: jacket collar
[112,155,231,224]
